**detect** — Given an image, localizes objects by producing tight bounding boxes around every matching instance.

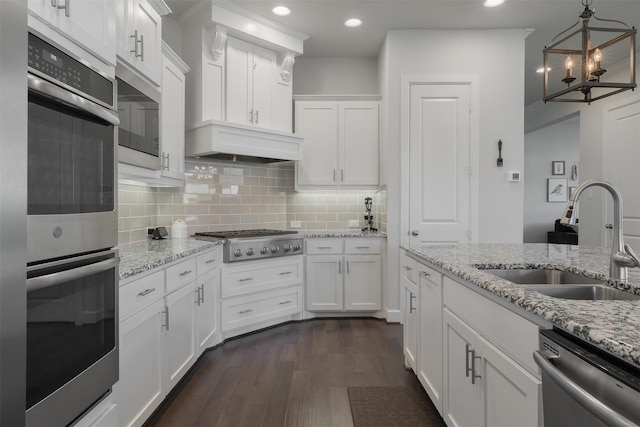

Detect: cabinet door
[29,0,116,66]
[305,255,342,311]
[344,255,381,310]
[131,0,162,85]
[340,102,379,186]
[196,269,219,355]
[402,277,419,371]
[250,46,275,129]
[165,281,197,391]
[417,267,443,414]
[226,37,253,127]
[443,309,484,427]
[160,51,186,179]
[117,299,165,427]
[480,334,541,427]
[295,102,339,186]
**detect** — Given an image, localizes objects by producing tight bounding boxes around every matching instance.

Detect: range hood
[185,120,303,163]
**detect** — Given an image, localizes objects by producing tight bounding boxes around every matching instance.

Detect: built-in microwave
[116,65,161,170]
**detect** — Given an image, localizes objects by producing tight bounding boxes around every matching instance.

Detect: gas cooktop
[194,229,303,262]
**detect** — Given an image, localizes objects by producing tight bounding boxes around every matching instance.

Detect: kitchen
[2,0,640,425]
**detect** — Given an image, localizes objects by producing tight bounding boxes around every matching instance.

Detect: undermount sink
[479,268,640,300]
[481,268,606,285]
[523,284,640,301]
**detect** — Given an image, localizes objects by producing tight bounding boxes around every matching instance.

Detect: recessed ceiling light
[272,6,291,16]
[345,18,362,28]
[484,0,505,7]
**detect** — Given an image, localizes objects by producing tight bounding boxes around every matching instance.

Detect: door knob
[411,230,419,236]
[605,224,613,229]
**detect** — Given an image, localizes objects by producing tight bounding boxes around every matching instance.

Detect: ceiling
[164,0,640,106]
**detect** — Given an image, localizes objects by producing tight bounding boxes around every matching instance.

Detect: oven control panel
[225,237,304,263]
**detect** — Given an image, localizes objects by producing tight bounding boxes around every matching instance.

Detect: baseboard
[386,309,401,323]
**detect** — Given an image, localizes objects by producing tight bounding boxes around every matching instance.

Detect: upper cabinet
[295,98,380,189]
[28,0,116,66]
[115,0,170,86]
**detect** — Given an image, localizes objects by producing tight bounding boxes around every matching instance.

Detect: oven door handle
[27,73,120,126]
[533,350,637,427]
[27,257,119,293]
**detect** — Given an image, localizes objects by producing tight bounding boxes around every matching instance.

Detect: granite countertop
[401,243,640,368]
[117,238,224,280]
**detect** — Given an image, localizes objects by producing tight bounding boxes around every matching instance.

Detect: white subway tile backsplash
[118,158,386,244]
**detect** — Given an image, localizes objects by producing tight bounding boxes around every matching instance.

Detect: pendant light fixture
[543,0,636,104]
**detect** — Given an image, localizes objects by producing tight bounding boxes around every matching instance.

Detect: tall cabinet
[295,98,380,189]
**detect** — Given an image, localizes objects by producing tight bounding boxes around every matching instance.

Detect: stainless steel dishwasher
[534,329,640,427]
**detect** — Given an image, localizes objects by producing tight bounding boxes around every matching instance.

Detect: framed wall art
[552,160,565,175]
[547,178,568,202]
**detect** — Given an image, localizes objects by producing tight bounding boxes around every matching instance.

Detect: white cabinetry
[28,0,116,66]
[226,37,278,130]
[115,0,169,86]
[442,276,541,427]
[159,43,190,182]
[220,256,303,338]
[116,246,221,427]
[401,252,419,371]
[295,100,379,189]
[306,239,382,312]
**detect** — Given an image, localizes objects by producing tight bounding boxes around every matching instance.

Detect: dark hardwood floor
[144,318,423,427]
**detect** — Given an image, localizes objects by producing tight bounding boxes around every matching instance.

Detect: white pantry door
[409,83,471,246]
[605,100,640,252]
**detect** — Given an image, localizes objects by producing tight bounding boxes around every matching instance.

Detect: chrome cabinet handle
[338,260,342,274]
[280,271,292,276]
[249,109,253,123]
[356,246,371,249]
[195,285,204,306]
[605,223,614,229]
[403,265,412,271]
[409,293,416,313]
[162,306,170,331]
[465,344,473,378]
[317,246,333,249]
[205,258,216,264]
[161,152,170,170]
[137,288,156,297]
[411,230,419,236]
[54,0,69,17]
[239,309,253,315]
[179,270,192,277]
[255,110,259,124]
[465,344,481,384]
[278,300,292,305]
[419,271,430,277]
[139,34,144,61]
[130,30,140,57]
[347,260,350,274]
[238,277,253,282]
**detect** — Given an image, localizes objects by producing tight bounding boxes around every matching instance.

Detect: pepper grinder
[362,197,377,232]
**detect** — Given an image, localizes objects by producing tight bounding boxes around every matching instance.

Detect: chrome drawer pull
[356,246,371,249]
[279,300,292,305]
[179,270,192,277]
[317,246,333,249]
[280,271,292,275]
[239,309,253,314]
[162,307,170,331]
[137,288,156,297]
[238,277,253,282]
[419,271,430,277]
[403,265,412,271]
[205,259,216,264]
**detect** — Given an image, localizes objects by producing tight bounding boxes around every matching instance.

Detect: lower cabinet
[443,309,540,427]
[402,276,419,371]
[116,246,221,427]
[306,238,382,312]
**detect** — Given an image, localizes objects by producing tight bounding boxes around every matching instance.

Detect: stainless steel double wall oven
[26,31,120,426]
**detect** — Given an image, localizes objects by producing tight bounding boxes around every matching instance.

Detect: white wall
[524,117,580,242]
[381,29,528,317]
[293,57,379,94]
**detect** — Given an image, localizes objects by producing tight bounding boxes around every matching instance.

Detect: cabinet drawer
[221,286,302,332]
[165,258,197,293]
[416,263,441,287]
[119,270,164,321]
[401,252,418,284]
[221,256,303,298]
[197,248,221,274]
[306,239,343,254]
[344,239,381,254]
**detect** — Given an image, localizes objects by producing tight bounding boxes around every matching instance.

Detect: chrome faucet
[560,179,640,281]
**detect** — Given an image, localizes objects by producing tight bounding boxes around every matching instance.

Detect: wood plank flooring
[144,318,422,427]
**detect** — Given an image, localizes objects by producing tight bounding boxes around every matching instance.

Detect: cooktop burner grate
[195,229,298,239]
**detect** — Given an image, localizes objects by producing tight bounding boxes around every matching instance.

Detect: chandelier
[543,0,637,104]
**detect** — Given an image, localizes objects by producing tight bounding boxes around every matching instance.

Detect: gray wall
[293,57,379,95]
[524,117,580,243]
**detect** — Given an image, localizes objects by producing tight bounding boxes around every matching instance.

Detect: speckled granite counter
[117,238,224,280]
[305,232,386,238]
[401,243,640,368]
